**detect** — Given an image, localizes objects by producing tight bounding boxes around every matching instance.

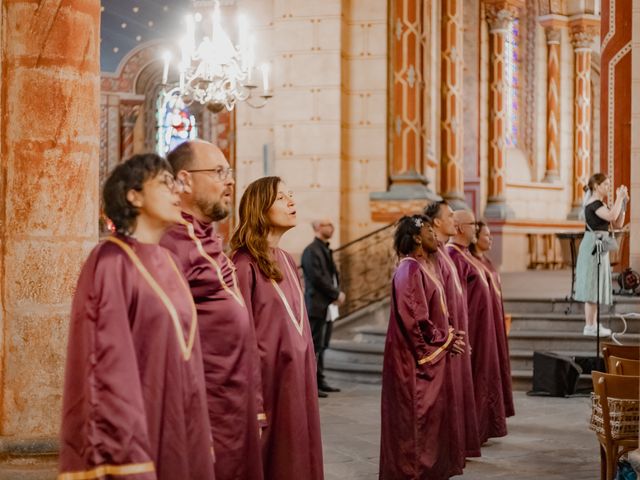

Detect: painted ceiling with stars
[100,0,192,73]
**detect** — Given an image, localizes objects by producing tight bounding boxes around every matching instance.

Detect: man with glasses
[161,140,265,480]
[446,209,510,444]
[301,218,345,397]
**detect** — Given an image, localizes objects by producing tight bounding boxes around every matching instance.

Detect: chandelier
[161,1,272,113]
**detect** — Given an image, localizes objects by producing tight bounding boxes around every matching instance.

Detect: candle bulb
[246,35,255,85]
[162,51,171,85]
[186,14,195,57]
[261,63,270,94]
[238,14,248,55]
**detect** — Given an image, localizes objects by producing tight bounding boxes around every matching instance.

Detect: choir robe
[436,244,482,458]
[477,254,515,418]
[161,214,265,480]
[446,243,508,442]
[379,257,459,480]
[59,236,215,480]
[232,247,323,480]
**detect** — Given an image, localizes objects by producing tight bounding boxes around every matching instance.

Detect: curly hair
[229,176,284,281]
[394,214,431,257]
[469,221,488,257]
[103,153,172,235]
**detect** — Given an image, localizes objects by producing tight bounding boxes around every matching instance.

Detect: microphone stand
[595,237,602,369]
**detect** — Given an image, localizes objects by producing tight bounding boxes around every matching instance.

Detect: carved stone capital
[485,1,521,31]
[538,0,565,16]
[539,14,567,44]
[568,15,600,49]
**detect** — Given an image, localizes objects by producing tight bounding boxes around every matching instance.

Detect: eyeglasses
[186,167,234,182]
[160,173,184,193]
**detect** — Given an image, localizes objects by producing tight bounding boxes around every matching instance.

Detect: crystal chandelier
[161,1,272,113]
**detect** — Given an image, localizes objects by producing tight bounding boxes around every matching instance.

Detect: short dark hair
[584,173,608,193]
[423,200,448,220]
[394,215,430,257]
[103,153,172,235]
[167,141,194,173]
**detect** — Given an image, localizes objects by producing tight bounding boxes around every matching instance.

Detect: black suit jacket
[301,237,340,320]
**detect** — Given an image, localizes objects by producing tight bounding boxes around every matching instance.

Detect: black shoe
[318,390,329,398]
[319,383,341,393]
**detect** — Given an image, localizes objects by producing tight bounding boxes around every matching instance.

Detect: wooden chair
[602,343,640,372]
[608,356,640,376]
[590,372,639,480]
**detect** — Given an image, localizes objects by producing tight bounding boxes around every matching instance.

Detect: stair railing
[332,223,397,318]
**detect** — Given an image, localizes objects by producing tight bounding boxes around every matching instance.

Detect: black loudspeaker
[528,351,583,397]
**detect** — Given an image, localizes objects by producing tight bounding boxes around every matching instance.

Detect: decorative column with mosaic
[568,16,599,219]
[440,0,467,209]
[539,15,567,183]
[371,0,438,221]
[483,0,523,219]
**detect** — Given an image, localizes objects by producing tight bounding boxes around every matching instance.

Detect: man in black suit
[301,218,345,397]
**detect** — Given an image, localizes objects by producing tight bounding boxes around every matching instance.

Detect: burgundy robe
[232,247,323,480]
[161,214,265,480]
[380,257,459,480]
[446,243,508,442]
[436,244,482,458]
[477,255,515,417]
[59,236,215,480]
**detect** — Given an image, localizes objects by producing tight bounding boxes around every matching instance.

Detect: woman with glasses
[58,154,215,480]
[469,221,514,420]
[230,177,323,480]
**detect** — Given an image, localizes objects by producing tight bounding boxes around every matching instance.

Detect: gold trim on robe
[418,327,456,365]
[106,236,198,361]
[57,462,155,480]
[179,219,246,307]
[271,250,305,336]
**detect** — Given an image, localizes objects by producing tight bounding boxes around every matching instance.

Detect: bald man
[301,219,345,396]
[446,209,509,443]
[161,140,265,480]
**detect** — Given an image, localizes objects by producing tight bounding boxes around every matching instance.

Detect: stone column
[539,15,567,183]
[0,0,100,471]
[387,0,429,192]
[483,0,522,219]
[440,0,466,209]
[568,16,599,219]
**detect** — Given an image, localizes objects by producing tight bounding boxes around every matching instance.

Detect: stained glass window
[156,87,198,155]
[504,18,519,147]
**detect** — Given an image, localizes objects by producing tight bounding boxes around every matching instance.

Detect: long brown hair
[230,176,284,281]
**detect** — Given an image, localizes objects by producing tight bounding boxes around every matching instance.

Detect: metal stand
[595,238,602,366]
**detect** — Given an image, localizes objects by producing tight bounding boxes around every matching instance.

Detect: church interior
[0,0,638,478]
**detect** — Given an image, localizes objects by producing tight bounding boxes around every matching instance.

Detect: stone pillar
[568,16,599,219]
[440,0,466,209]
[483,0,522,219]
[601,0,632,268]
[387,0,430,194]
[0,0,100,472]
[539,15,566,183]
[120,102,142,161]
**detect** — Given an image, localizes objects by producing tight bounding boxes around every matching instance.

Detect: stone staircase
[325,296,640,391]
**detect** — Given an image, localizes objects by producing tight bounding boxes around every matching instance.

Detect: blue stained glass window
[156,88,198,155]
[504,18,519,147]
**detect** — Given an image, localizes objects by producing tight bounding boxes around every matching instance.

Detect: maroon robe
[59,236,215,480]
[436,244,482,457]
[446,243,508,442]
[161,214,265,480]
[232,247,323,480]
[477,254,515,417]
[380,257,459,480]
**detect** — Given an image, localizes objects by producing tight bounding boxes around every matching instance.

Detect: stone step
[324,360,382,385]
[504,296,640,315]
[507,331,640,352]
[352,326,387,344]
[325,340,384,365]
[508,313,640,333]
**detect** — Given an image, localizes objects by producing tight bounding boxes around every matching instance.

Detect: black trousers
[309,315,333,386]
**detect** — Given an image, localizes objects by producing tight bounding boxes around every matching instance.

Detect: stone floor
[319,383,600,480]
